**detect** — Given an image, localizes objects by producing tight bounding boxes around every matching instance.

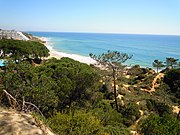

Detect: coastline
[29,32,180,70]
[38,37,96,65]
[38,37,153,70]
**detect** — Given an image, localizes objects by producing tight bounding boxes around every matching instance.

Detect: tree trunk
[113,69,118,112]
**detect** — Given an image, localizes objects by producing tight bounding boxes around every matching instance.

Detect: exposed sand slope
[149,73,164,92]
[172,106,180,114]
[0,108,55,135]
[143,73,164,93]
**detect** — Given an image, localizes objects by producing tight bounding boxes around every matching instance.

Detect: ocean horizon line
[25,31,180,37]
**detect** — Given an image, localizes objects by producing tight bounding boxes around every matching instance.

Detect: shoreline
[38,37,96,65]
[37,36,160,71]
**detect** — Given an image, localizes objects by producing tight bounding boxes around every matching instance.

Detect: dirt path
[143,73,164,93]
[0,108,55,135]
[150,73,164,92]
[130,115,146,135]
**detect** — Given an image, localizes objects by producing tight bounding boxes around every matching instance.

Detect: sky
[0,0,180,35]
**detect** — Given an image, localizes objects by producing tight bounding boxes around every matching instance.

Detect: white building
[0,29,29,41]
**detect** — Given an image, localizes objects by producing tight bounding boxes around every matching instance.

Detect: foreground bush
[121,103,140,126]
[92,100,130,135]
[47,111,103,135]
[140,114,180,135]
[47,109,130,135]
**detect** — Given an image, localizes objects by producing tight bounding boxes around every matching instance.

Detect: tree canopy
[152,59,164,73]
[0,39,49,61]
[2,58,99,114]
[165,57,179,69]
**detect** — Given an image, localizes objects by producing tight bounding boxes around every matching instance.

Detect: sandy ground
[0,108,55,135]
[142,73,164,93]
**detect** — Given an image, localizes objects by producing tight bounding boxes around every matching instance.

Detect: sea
[28,32,180,68]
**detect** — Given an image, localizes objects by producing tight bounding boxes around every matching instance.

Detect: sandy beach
[38,37,96,65]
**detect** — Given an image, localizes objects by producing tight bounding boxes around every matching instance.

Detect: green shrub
[164,68,180,98]
[92,100,122,121]
[146,99,172,116]
[140,114,180,135]
[47,111,103,135]
[2,58,99,115]
[121,103,140,126]
[146,99,153,111]
[92,101,130,134]
[103,124,130,135]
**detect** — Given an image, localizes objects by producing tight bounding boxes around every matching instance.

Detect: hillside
[0,39,179,135]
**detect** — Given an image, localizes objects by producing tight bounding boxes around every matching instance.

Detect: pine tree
[90,50,132,111]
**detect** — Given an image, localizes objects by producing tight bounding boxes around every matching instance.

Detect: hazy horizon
[25,31,180,36]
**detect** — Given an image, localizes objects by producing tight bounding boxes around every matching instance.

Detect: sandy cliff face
[0,108,55,135]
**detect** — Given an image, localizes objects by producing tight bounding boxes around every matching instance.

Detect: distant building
[0,29,29,41]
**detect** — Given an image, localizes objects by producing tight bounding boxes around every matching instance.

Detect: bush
[127,65,143,76]
[121,103,140,126]
[92,100,123,123]
[47,109,130,135]
[146,99,172,116]
[103,124,130,135]
[146,99,153,111]
[164,68,180,98]
[47,111,103,135]
[92,100,130,134]
[137,74,145,80]
[140,114,180,135]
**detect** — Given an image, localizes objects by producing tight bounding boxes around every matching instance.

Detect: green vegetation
[90,50,132,111]
[152,58,179,72]
[2,58,99,114]
[0,57,131,134]
[164,68,180,98]
[165,57,179,69]
[0,39,49,62]
[0,39,179,135]
[47,111,103,135]
[146,99,172,116]
[152,59,164,73]
[121,103,140,126]
[140,114,180,135]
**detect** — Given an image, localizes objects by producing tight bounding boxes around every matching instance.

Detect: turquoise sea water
[29,32,180,67]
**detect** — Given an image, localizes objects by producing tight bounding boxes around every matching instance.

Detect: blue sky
[0,0,180,35]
